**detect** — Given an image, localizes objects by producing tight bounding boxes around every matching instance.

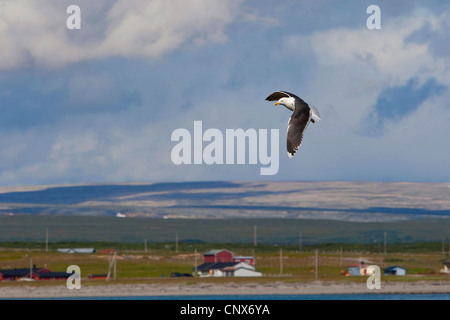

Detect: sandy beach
[0,280,449,299]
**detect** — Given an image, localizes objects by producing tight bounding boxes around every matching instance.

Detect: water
[18,293,450,300]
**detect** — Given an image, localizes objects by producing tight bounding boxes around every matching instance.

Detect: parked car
[170,272,193,278]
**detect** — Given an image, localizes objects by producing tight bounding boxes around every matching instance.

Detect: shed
[384,266,406,276]
[348,266,361,276]
[57,248,95,254]
[100,248,116,254]
[88,274,108,280]
[234,256,255,266]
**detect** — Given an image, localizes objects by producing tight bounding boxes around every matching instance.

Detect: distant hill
[0,181,449,222]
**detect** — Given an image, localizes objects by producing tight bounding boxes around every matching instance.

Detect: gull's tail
[311,106,321,122]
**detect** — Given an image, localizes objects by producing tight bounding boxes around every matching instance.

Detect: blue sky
[0,0,449,186]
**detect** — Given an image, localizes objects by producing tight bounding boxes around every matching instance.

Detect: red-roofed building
[203,250,255,266]
[203,250,234,263]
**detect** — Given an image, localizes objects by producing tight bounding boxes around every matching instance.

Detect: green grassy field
[1,215,449,244]
[0,241,448,286]
[1,215,448,287]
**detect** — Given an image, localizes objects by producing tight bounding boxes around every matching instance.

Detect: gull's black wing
[265,91,292,101]
[286,106,311,157]
[266,90,308,107]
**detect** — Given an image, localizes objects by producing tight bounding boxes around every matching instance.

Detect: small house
[440,258,450,274]
[384,266,406,276]
[233,264,262,277]
[0,268,36,281]
[198,249,260,277]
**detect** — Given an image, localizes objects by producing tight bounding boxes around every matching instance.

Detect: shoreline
[1,280,449,299]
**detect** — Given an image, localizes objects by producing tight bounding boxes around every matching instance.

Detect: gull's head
[275,97,295,111]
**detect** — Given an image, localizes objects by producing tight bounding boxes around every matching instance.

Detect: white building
[197,262,262,277]
[384,266,406,276]
[57,248,96,254]
[440,258,450,274]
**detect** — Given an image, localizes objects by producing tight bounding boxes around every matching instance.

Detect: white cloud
[1,2,449,186]
[0,0,244,70]
[269,9,450,182]
[309,13,444,86]
[288,10,450,122]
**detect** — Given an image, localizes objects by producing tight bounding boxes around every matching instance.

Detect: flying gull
[266,90,321,158]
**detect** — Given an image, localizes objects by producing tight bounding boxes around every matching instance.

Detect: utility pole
[144,239,147,253]
[315,249,318,280]
[194,249,198,277]
[298,232,302,253]
[254,225,257,247]
[45,228,48,253]
[448,240,450,257]
[280,249,283,276]
[176,232,178,253]
[113,252,117,281]
[107,252,117,281]
[384,232,387,255]
[340,247,343,267]
[442,238,445,256]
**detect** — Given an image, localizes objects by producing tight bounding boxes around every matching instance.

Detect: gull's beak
[274,102,279,106]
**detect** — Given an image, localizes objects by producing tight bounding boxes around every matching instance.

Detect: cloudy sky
[0,0,449,186]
